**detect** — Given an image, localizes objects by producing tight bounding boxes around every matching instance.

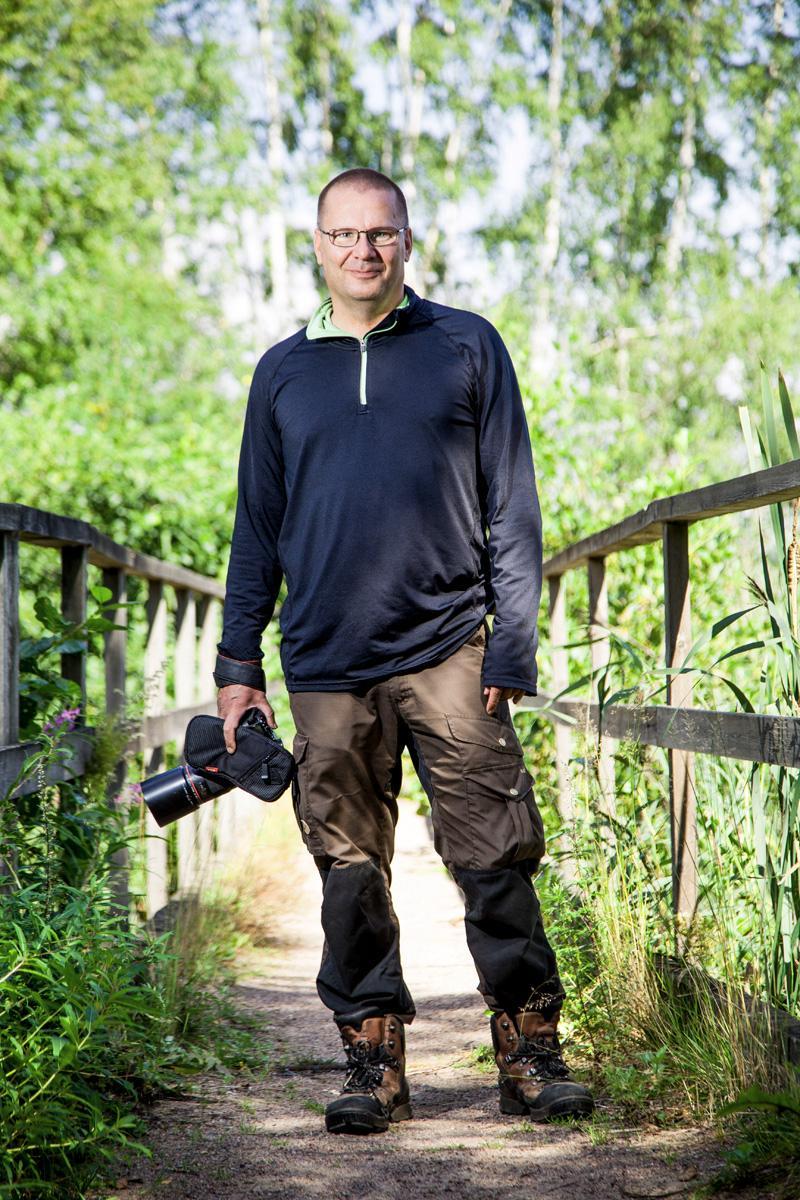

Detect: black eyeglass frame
[317,225,409,247]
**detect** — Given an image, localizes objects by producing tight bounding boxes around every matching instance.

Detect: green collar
[306,291,410,340]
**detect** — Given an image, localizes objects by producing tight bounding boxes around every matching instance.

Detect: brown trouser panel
[289,625,563,1027]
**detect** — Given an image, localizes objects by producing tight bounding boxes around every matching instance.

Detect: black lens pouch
[183,708,295,803]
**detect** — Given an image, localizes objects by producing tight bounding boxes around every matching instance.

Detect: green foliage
[712,1087,800,1197]
[0,881,163,1196]
[18,584,128,741]
[0,0,248,578]
[522,368,800,1160]
[0,560,268,1197]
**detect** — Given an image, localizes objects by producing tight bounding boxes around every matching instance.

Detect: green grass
[518,369,800,1180]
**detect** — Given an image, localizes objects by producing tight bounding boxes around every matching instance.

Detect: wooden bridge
[1,457,799,922]
[0,502,271,918]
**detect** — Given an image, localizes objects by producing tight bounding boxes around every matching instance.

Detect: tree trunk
[664,3,701,285]
[320,39,333,160]
[758,0,784,283]
[397,0,424,203]
[256,0,291,338]
[396,0,424,291]
[530,0,564,381]
[418,0,512,295]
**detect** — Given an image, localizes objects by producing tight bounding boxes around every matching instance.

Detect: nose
[351,231,380,256]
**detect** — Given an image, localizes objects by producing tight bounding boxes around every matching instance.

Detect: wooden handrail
[524,695,800,768]
[0,503,225,598]
[543,459,800,577]
[0,501,233,917]
[536,457,800,929]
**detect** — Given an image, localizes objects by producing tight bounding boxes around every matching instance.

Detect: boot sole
[499,1093,595,1121]
[326,1102,412,1135]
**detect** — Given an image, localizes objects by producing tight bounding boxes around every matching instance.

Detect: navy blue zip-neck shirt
[218,287,543,693]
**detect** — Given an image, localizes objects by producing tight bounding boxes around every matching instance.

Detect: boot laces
[342,1040,399,1094]
[507,1034,571,1081]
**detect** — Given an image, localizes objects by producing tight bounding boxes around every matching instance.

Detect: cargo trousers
[288,623,565,1029]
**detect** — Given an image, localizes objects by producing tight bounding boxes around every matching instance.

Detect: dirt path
[114,800,751,1200]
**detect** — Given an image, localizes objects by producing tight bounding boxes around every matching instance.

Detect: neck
[331,287,405,339]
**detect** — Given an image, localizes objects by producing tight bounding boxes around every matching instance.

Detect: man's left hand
[483,685,525,715]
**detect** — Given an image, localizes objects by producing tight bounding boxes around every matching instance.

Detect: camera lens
[141,765,230,828]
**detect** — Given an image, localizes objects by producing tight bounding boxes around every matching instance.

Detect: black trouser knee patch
[453,862,564,1016]
[317,859,416,1028]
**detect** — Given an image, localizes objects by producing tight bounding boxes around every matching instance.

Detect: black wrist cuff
[213,654,266,692]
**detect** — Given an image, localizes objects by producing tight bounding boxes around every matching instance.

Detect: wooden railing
[522,460,800,922]
[0,502,266,918]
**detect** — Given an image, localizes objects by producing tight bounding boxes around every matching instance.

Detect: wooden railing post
[548,574,573,824]
[174,589,196,711]
[663,521,697,929]
[60,545,88,716]
[196,596,218,870]
[175,589,198,894]
[0,532,20,748]
[144,581,168,768]
[197,596,218,702]
[144,580,169,917]
[102,567,129,914]
[588,555,616,817]
[1,532,20,881]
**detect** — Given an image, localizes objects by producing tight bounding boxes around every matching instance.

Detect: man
[215,168,593,1135]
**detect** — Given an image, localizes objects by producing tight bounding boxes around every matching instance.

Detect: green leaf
[738,405,763,474]
[33,596,67,633]
[50,1036,69,1059]
[57,639,87,655]
[713,674,756,713]
[720,1085,800,1117]
[761,365,781,465]
[778,371,800,459]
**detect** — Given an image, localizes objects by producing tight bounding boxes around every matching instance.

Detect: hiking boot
[325,1015,412,1134]
[491,1009,594,1122]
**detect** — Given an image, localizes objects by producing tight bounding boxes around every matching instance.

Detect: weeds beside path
[110,800,765,1200]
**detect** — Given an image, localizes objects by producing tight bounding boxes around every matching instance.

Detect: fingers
[218,685,275,752]
[223,714,238,754]
[483,685,525,714]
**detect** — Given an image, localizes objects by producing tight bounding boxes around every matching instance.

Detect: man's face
[314,182,412,313]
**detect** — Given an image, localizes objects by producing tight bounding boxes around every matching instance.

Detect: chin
[345,280,384,298]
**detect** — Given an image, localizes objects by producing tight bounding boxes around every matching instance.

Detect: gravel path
[111,798,766,1200]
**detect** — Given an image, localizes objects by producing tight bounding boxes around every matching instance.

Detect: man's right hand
[217,685,276,753]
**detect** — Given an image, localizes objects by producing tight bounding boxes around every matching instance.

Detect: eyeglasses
[317,226,408,248]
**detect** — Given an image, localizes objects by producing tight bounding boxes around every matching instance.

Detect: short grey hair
[317,168,409,226]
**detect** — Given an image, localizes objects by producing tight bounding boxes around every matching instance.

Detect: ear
[403,227,413,262]
[313,227,323,265]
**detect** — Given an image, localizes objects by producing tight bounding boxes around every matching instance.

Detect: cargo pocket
[447,716,545,869]
[291,734,321,855]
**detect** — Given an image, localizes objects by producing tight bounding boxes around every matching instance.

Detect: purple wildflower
[43,706,81,735]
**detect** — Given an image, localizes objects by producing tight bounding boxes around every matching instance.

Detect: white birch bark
[256,0,291,337]
[418,0,513,295]
[530,0,564,381]
[758,0,784,283]
[320,40,334,160]
[664,4,701,284]
[397,1,423,205]
[396,0,424,289]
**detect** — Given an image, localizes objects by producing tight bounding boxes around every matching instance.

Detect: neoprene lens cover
[183,709,295,803]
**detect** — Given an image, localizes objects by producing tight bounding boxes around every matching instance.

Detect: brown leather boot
[491,1009,594,1122]
[325,1015,412,1134]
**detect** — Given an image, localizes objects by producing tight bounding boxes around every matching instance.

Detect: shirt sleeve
[217,361,286,663]
[473,323,542,694]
